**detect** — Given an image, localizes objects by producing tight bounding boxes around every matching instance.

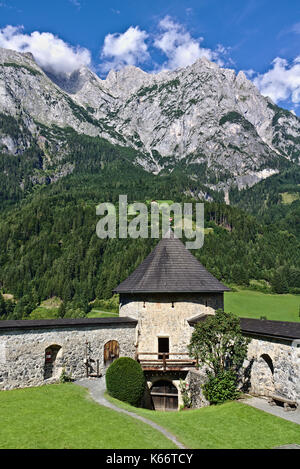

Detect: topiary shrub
[203,370,241,405]
[105,357,145,407]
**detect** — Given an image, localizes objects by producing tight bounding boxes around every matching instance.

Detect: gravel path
[75,378,186,449]
[239,396,300,425]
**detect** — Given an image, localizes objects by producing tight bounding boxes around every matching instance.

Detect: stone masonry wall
[186,369,210,408]
[185,338,300,408]
[119,293,223,357]
[0,324,136,390]
[243,336,300,404]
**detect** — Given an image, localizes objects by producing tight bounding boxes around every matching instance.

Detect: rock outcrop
[1,47,300,190]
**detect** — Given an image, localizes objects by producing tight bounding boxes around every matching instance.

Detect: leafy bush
[203,371,241,405]
[249,279,272,293]
[60,368,73,383]
[289,287,300,295]
[92,295,119,314]
[179,379,192,408]
[106,357,145,407]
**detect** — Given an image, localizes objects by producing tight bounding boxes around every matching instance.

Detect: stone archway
[44,345,62,380]
[250,353,275,397]
[150,380,178,411]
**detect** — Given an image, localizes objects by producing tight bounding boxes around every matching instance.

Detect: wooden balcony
[137,352,197,372]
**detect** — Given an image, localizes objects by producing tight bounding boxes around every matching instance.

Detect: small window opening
[171,302,174,308]
[158,337,169,359]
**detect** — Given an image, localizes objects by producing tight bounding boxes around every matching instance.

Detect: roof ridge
[114,234,230,293]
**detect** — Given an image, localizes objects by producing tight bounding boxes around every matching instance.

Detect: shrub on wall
[106,357,145,407]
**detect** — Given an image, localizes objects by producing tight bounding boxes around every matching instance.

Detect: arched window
[250,353,275,397]
[261,354,274,375]
[44,345,62,380]
[104,340,120,366]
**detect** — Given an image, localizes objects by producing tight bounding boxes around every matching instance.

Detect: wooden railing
[137,352,198,372]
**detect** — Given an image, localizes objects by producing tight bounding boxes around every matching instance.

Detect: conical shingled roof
[114,231,230,293]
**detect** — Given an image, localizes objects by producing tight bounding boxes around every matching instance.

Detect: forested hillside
[230,166,300,239]
[0,132,300,320]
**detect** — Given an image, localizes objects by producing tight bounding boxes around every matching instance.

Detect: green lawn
[105,395,300,449]
[1,383,299,449]
[87,310,119,318]
[0,384,176,449]
[225,289,300,322]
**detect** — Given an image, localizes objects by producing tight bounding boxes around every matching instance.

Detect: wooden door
[104,340,119,366]
[44,345,61,380]
[150,380,178,411]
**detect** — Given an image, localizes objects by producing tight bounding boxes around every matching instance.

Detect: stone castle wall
[183,338,300,408]
[0,324,136,390]
[243,336,300,403]
[0,307,299,407]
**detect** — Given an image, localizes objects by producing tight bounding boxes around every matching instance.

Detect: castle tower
[114,231,229,409]
[114,231,229,365]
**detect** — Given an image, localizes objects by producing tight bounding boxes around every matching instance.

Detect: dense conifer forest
[0,124,300,320]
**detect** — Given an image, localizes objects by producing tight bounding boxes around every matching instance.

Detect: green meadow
[225,288,300,322]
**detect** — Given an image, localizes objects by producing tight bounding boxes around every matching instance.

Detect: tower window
[158,338,169,359]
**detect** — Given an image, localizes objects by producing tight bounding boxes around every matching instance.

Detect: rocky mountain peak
[104,65,153,97]
[0,46,300,192]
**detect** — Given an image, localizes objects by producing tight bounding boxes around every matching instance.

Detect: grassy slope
[0,384,176,449]
[87,310,119,318]
[224,289,300,322]
[105,395,300,449]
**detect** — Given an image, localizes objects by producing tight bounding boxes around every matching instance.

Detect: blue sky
[0,0,300,113]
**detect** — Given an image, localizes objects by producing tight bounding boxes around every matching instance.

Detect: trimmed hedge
[105,357,145,407]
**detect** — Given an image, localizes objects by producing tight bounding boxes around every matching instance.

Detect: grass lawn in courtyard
[105,394,300,449]
[0,384,176,449]
[224,288,300,322]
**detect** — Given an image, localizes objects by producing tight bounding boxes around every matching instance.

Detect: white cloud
[254,57,300,105]
[100,26,149,72]
[69,0,81,7]
[153,16,220,71]
[98,16,230,74]
[0,25,91,75]
[243,69,256,79]
[290,22,300,34]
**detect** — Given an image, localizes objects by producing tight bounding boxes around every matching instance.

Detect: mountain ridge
[0,46,300,193]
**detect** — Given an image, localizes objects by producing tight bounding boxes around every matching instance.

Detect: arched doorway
[250,353,275,397]
[150,380,178,411]
[104,340,119,367]
[44,345,62,380]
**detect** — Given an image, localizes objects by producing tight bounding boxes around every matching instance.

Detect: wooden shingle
[114,231,230,293]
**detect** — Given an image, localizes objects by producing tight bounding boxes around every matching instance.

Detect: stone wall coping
[0,317,137,331]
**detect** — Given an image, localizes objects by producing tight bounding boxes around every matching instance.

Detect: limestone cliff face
[1,47,300,190]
